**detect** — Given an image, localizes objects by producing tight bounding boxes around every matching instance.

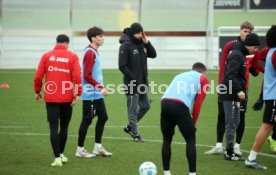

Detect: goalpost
[206,0,214,69]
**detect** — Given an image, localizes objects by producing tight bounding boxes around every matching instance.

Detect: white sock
[164,170,171,175]
[77,146,84,151]
[60,153,64,157]
[95,143,102,148]
[248,150,258,161]
[55,157,61,161]
[189,172,196,175]
[215,142,222,148]
[234,143,240,149]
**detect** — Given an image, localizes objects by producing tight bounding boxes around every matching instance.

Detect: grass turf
[0,69,275,175]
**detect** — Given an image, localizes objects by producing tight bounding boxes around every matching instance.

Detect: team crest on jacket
[133,49,139,55]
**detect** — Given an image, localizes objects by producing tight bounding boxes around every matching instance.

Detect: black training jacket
[220,42,248,101]
[118,28,157,94]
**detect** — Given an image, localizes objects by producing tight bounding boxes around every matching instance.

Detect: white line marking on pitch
[0,71,34,74]
[0,126,25,128]
[0,131,275,159]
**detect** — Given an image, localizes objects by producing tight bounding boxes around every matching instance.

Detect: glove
[252,98,264,111]
[249,67,259,76]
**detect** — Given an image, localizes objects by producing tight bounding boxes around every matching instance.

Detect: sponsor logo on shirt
[56,57,69,63]
[48,56,69,63]
[48,66,70,73]
[49,56,56,62]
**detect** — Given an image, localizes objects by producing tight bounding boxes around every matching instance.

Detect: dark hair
[192,62,207,73]
[266,25,276,48]
[87,26,104,43]
[240,21,254,31]
[56,34,69,43]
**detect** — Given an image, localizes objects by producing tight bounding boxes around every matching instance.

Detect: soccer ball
[139,161,157,175]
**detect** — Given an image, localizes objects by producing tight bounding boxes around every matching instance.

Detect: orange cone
[0,83,10,89]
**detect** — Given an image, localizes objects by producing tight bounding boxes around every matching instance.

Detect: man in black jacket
[220,33,260,161]
[118,22,157,142]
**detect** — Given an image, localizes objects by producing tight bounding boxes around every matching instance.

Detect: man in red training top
[34,34,82,167]
[161,62,209,175]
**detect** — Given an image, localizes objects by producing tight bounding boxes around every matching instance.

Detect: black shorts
[46,102,72,122]
[263,100,276,125]
[160,100,195,138]
[82,99,107,120]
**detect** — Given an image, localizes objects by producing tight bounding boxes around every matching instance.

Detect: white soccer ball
[139,161,157,175]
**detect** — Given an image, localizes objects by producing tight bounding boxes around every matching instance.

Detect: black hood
[119,28,143,45]
[230,41,249,56]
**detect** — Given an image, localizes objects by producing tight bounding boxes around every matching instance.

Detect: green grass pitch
[0,69,275,175]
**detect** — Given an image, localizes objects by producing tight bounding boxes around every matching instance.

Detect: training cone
[0,83,10,89]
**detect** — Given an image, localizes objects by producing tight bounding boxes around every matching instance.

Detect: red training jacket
[34,44,82,102]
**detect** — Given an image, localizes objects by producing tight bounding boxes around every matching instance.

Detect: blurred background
[0,0,275,69]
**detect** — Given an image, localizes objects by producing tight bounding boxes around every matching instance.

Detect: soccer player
[220,33,260,161]
[205,21,260,155]
[75,26,112,158]
[161,62,209,175]
[34,34,82,166]
[118,22,157,142]
[245,25,276,169]
[251,47,276,153]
